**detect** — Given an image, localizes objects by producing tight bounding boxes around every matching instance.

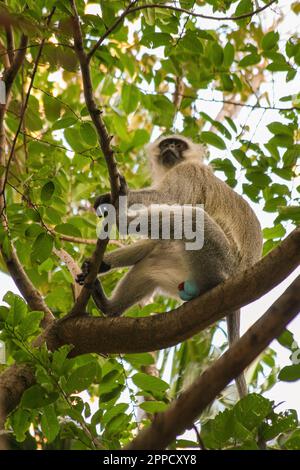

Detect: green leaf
[41,181,55,202]
[180,31,203,54]
[277,329,295,349]
[43,94,61,122]
[200,131,226,150]
[283,145,300,166]
[262,224,286,240]
[211,43,224,66]
[80,122,97,146]
[260,409,298,441]
[232,149,251,167]
[239,53,261,67]
[21,385,59,409]
[139,401,168,413]
[246,171,271,189]
[31,233,53,263]
[52,116,77,130]
[3,293,27,326]
[52,345,73,374]
[262,31,279,50]
[121,83,140,114]
[143,6,156,26]
[65,362,98,394]
[112,114,130,141]
[223,42,235,67]
[267,62,291,72]
[41,405,60,443]
[132,129,150,148]
[65,126,88,152]
[100,370,121,394]
[99,384,124,403]
[225,117,237,133]
[54,223,82,237]
[102,403,129,425]
[264,196,287,212]
[18,311,44,337]
[282,429,300,450]
[125,353,155,368]
[279,365,300,382]
[235,0,253,24]
[10,408,33,442]
[132,372,169,393]
[267,121,293,136]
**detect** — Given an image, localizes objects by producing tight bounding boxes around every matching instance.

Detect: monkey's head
[147,134,207,183]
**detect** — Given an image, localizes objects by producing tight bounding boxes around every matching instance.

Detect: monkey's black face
[158,138,188,167]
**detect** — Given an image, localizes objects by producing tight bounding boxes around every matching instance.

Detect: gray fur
[83,135,262,398]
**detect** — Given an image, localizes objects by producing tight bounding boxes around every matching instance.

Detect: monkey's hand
[119,174,128,196]
[94,193,112,217]
[94,174,128,216]
[76,258,111,286]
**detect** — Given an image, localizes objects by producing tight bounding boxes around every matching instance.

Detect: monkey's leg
[92,262,158,317]
[76,240,156,286]
[182,213,247,399]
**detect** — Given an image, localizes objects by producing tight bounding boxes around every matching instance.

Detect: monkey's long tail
[227,310,247,399]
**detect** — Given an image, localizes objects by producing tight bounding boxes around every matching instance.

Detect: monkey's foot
[76,259,91,285]
[178,280,200,301]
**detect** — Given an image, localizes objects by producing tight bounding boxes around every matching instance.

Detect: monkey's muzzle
[161,148,180,167]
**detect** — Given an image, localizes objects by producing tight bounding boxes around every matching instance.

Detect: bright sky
[0,0,299,418]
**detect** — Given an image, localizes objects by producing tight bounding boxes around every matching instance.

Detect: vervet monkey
[77,135,262,398]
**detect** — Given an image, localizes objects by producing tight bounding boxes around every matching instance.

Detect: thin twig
[2,8,56,197]
[88,0,277,58]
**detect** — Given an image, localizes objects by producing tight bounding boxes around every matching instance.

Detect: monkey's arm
[127,163,207,206]
[95,163,206,210]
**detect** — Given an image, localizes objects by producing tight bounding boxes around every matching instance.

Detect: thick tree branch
[45,227,300,355]
[88,0,277,58]
[0,365,35,450]
[4,247,53,326]
[127,275,300,449]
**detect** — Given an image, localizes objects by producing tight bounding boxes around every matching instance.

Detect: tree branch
[45,227,300,355]
[69,0,120,200]
[0,365,35,450]
[68,0,123,316]
[88,0,138,59]
[0,33,53,327]
[0,228,299,449]
[4,247,53,327]
[2,8,56,197]
[5,24,14,64]
[127,275,300,449]
[88,0,277,58]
